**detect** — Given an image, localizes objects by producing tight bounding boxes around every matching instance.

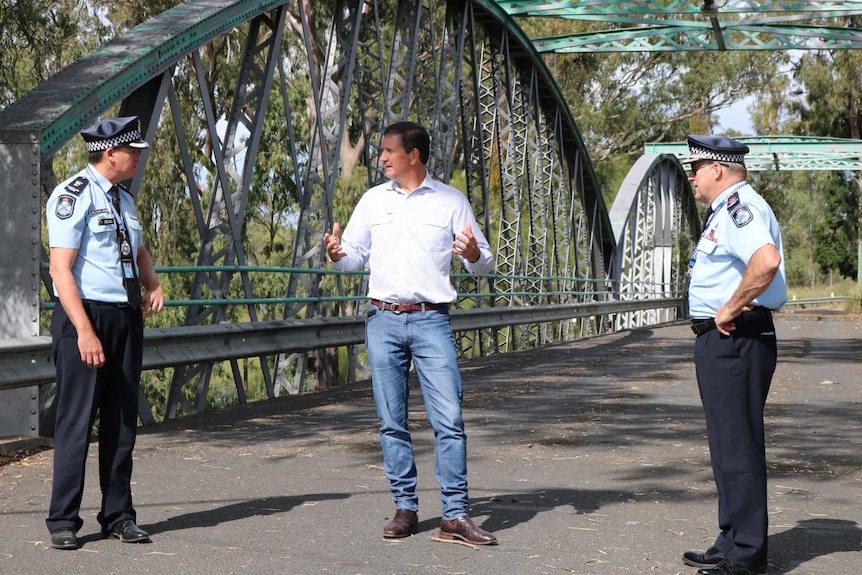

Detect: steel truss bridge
[0,0,859,436]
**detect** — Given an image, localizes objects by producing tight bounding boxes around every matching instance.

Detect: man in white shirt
[324,121,497,545]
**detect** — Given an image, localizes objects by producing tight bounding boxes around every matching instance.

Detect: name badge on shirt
[122,261,136,279]
[699,227,718,251]
[689,225,719,273]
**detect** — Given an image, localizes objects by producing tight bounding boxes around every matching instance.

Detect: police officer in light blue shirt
[680,135,786,575]
[49,162,144,303]
[45,117,164,550]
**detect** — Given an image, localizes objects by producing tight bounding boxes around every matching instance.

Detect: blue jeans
[365,304,469,519]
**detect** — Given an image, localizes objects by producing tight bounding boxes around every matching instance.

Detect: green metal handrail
[40,266,681,310]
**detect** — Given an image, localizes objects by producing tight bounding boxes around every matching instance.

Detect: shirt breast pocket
[370,212,394,227]
[87,215,115,238]
[698,237,718,255]
[125,216,143,249]
[370,211,396,245]
[126,216,142,232]
[413,212,451,252]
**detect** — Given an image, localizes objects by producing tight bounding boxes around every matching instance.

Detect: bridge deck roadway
[1,313,860,575]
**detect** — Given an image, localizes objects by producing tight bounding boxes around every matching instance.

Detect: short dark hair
[383,121,429,165]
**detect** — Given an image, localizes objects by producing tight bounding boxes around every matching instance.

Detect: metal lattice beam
[0,0,647,432]
[167,8,286,418]
[496,0,862,52]
[646,136,862,171]
[498,1,862,16]
[609,153,699,330]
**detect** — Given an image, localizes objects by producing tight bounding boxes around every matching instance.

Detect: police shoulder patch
[730,205,753,228]
[64,177,88,195]
[55,195,76,219]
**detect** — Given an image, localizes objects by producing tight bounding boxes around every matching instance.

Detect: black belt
[81,298,133,309]
[370,299,449,314]
[690,306,773,336]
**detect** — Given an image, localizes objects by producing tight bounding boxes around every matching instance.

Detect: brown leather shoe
[439,515,498,545]
[383,509,418,538]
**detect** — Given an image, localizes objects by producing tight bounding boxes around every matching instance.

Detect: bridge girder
[0,0,851,445]
[647,136,862,171]
[609,153,698,330]
[3,0,667,431]
[497,0,862,52]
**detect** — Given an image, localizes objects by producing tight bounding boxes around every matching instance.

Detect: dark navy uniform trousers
[46,301,143,535]
[694,316,776,569]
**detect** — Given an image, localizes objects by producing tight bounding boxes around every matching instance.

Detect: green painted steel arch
[0,0,677,429]
[0,0,287,158]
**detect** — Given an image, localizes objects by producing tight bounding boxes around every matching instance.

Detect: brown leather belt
[690,306,773,336]
[370,299,449,314]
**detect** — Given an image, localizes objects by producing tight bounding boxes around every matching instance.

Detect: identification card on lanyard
[107,192,132,256]
[105,185,138,282]
[688,212,718,275]
[91,172,143,309]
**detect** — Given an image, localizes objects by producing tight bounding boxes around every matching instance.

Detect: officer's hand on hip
[714,304,751,336]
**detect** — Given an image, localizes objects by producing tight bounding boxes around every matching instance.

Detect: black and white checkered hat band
[689,145,746,164]
[85,129,144,152]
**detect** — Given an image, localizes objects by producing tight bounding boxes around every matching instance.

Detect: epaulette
[64,176,88,195]
[726,190,740,211]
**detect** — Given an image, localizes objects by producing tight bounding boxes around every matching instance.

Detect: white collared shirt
[333,174,494,303]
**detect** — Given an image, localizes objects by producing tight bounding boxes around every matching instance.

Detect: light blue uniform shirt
[688,182,787,319]
[333,174,494,303]
[46,166,144,303]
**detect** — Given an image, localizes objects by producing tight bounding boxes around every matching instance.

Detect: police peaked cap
[682,134,749,164]
[80,116,150,152]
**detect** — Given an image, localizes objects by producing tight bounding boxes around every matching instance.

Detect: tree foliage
[3,4,861,414]
[519,14,859,284]
[523,18,785,204]
[781,43,861,282]
[0,0,107,108]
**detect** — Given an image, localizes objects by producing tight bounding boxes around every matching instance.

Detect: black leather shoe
[439,515,498,545]
[683,546,726,568]
[50,529,79,550]
[383,509,418,538]
[698,559,767,575]
[108,519,151,543]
